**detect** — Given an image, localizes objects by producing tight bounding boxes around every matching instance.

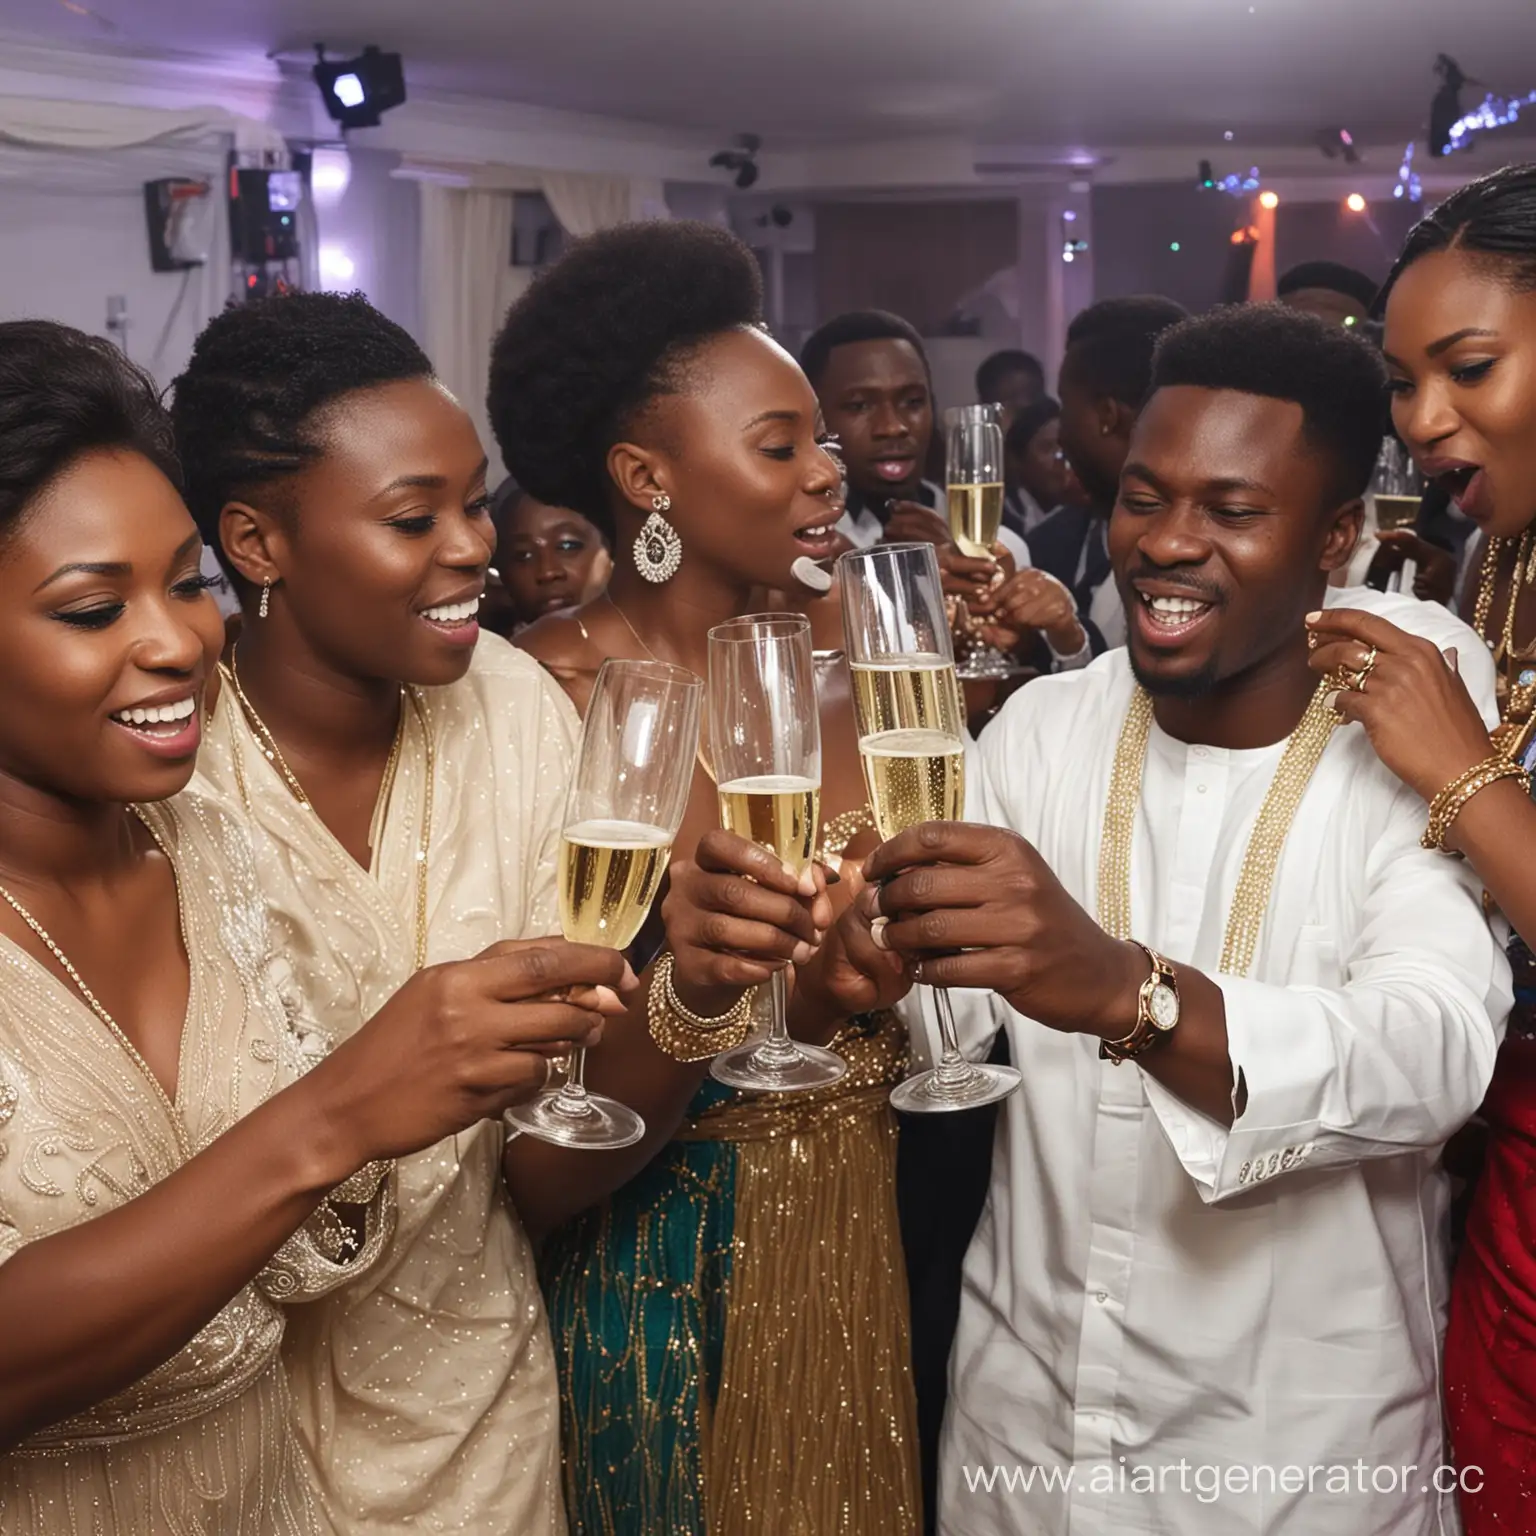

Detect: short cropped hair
[800,309,929,389]
[1148,302,1387,504]
[976,348,1044,402]
[0,320,179,544]
[1277,260,1380,312]
[1061,295,1189,408]
[172,292,432,573]
[487,220,763,537]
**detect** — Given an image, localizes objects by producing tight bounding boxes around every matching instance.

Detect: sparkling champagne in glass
[840,542,1022,1113]
[707,614,846,1092]
[506,659,702,1150]
[946,403,1012,680]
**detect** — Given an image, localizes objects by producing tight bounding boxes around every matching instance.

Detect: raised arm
[1306,606,1536,947]
[0,942,621,1448]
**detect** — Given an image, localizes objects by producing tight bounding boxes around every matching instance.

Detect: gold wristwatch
[1099,943,1180,1065]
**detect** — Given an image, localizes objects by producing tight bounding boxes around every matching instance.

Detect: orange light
[1345,192,1367,213]
[1258,190,1279,210]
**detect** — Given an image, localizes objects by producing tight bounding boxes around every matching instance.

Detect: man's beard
[1128,647,1221,700]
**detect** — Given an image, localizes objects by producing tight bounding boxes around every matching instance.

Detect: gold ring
[1350,645,1379,692]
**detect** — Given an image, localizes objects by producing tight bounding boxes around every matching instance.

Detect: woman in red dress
[1305,163,1536,1532]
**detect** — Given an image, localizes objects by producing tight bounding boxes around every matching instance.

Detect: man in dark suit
[1030,295,1188,653]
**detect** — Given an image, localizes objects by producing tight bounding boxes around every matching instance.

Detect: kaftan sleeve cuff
[1047,634,1093,672]
[1142,975,1335,1204]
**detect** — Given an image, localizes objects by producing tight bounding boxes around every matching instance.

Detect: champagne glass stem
[739,968,797,1072]
[553,1045,592,1114]
[930,986,975,1088]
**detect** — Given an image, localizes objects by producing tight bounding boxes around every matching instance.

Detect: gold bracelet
[646,952,756,1063]
[1422,755,1531,852]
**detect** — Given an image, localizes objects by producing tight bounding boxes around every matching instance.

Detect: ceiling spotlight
[1259,189,1279,210]
[710,133,762,191]
[1345,192,1367,213]
[1315,127,1359,164]
[313,45,407,131]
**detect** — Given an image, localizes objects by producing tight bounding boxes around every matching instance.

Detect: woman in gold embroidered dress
[488,221,921,1533]
[175,291,671,1535]
[0,324,617,1535]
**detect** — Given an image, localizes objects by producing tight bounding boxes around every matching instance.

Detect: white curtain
[419,183,534,483]
[411,164,669,482]
[538,170,668,237]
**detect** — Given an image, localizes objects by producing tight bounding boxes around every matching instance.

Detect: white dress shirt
[921,596,1510,1536]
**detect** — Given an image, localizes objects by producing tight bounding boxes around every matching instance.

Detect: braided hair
[1377,163,1536,311]
[0,320,179,545]
[487,220,764,539]
[171,291,432,579]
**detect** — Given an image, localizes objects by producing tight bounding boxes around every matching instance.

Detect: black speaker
[229,167,301,265]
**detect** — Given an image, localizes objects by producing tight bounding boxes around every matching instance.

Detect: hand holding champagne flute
[839,542,1022,1112]
[945,404,1012,681]
[707,614,846,1092]
[506,659,702,1149]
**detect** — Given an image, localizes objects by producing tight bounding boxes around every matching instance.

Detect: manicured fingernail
[868,887,882,917]
[792,941,814,965]
[1324,689,1341,713]
[870,916,890,951]
[593,985,623,1010]
[1305,611,1322,623]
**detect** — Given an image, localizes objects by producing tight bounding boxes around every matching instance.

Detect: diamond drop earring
[633,494,682,584]
[258,579,272,619]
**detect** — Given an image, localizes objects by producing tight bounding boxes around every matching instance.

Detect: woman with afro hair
[490,220,921,1533]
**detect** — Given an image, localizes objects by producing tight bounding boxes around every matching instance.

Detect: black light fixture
[1315,127,1359,164]
[1430,54,1472,157]
[710,133,762,191]
[313,45,407,131]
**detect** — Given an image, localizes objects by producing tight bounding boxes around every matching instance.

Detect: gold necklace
[222,654,434,972]
[1098,681,1339,977]
[603,596,720,783]
[0,806,190,1150]
[1471,533,1536,755]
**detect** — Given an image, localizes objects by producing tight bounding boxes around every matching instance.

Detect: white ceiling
[12,0,1536,153]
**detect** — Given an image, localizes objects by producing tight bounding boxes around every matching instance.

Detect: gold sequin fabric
[0,789,390,1534]
[544,1007,921,1536]
[197,633,579,1536]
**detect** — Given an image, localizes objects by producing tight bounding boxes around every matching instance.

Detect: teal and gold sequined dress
[540,1004,920,1535]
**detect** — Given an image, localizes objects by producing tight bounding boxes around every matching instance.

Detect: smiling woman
[173,290,652,1535]
[0,320,591,1535]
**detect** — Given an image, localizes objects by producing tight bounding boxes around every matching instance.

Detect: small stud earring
[258,580,271,619]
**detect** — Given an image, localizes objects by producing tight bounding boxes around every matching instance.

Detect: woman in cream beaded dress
[489,221,921,1533]
[175,292,646,1535]
[0,325,604,1534]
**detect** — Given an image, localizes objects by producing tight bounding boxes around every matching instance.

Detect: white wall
[314,148,423,343]
[0,182,211,388]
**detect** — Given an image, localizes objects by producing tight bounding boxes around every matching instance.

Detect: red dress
[1445,947,1536,1531]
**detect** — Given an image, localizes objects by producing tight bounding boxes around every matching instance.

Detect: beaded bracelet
[646,952,756,1063]
[1422,755,1532,852]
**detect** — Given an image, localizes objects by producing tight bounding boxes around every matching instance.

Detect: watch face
[1148,982,1179,1031]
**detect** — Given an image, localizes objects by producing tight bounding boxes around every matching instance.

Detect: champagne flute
[840,542,1022,1113]
[946,403,1012,681]
[506,658,702,1150]
[708,614,846,1092]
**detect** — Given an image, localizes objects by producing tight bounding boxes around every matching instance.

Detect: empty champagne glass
[707,614,846,1092]
[840,542,1022,1113]
[946,403,1013,680]
[506,658,702,1149]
